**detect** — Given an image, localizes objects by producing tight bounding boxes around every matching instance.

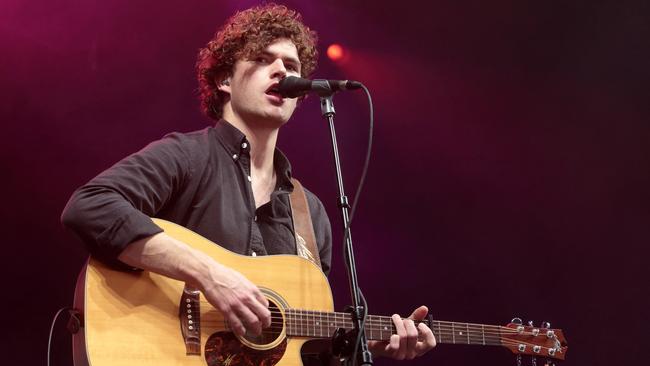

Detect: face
[219,38,302,127]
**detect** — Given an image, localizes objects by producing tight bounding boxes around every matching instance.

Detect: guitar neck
[285,309,503,346]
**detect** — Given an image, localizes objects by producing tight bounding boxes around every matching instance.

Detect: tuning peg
[527,320,534,326]
[541,321,551,329]
[511,317,522,325]
[530,355,537,366]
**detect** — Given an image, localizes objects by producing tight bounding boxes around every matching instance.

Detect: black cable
[48,307,72,366]
[349,84,373,225]
[340,83,373,365]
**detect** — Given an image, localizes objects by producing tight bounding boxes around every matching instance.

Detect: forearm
[117,232,218,290]
[118,232,272,338]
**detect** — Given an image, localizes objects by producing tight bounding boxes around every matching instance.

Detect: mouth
[265,83,283,102]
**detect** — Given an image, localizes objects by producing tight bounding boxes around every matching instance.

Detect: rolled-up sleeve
[61,133,191,268]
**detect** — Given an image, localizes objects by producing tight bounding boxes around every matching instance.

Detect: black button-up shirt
[61,120,332,275]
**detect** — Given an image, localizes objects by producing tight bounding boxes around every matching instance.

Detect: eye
[254,56,269,64]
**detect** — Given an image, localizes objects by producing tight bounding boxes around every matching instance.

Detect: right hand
[198,262,271,337]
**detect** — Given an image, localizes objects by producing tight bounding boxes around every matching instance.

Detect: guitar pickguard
[205,331,287,366]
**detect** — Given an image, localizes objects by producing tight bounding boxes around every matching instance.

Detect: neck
[222,107,279,174]
[284,309,503,346]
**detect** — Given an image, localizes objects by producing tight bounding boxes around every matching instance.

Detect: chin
[264,109,293,126]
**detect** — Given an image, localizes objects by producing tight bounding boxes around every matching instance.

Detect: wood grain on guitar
[72,218,568,366]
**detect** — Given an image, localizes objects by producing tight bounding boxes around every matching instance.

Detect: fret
[287,309,292,335]
[300,309,304,337]
[451,322,456,344]
[310,310,315,337]
[329,312,334,334]
[384,316,392,340]
[437,321,443,343]
[317,310,322,338]
[309,310,313,337]
[374,316,380,340]
[327,312,333,336]
[466,323,470,344]
[335,312,340,332]
[312,310,316,337]
[481,324,485,345]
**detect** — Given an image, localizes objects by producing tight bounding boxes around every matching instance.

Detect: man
[62,3,435,362]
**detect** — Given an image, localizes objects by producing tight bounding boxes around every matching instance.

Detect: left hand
[368,305,436,360]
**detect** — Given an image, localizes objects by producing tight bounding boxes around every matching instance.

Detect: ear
[216,77,231,94]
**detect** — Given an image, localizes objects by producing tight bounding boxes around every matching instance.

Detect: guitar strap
[289,178,322,269]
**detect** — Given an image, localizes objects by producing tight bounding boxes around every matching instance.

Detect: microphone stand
[318,92,373,366]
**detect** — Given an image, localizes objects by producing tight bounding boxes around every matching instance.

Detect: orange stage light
[327,44,344,61]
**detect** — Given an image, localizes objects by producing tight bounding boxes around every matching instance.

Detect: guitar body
[73,218,334,366]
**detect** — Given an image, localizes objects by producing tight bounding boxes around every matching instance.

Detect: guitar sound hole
[242,300,283,346]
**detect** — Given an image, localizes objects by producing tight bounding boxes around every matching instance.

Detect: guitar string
[189,319,560,349]
[193,304,554,338]
[186,312,559,349]
[196,315,524,335]
[198,325,511,338]
[197,322,521,337]
[196,315,514,332]
[196,321,522,338]
[193,303,524,334]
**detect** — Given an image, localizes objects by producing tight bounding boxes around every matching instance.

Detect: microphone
[278,76,362,98]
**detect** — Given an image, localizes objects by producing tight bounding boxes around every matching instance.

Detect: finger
[253,286,270,308]
[408,305,428,321]
[226,310,246,337]
[384,334,400,357]
[233,301,263,336]
[235,273,270,328]
[415,322,437,356]
[246,292,272,328]
[392,314,407,360]
[404,319,419,359]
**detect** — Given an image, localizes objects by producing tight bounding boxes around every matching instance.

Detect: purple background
[1,0,648,365]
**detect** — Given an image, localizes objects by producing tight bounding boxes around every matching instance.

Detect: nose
[270,58,287,79]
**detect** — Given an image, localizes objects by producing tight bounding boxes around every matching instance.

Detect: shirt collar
[214,119,294,192]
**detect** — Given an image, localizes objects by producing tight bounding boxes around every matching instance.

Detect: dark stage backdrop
[1,0,648,365]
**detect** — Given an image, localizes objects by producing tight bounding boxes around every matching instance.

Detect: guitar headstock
[501,319,568,361]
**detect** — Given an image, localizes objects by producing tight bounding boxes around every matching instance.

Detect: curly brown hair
[196,3,318,121]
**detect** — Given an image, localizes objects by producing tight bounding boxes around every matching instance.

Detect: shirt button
[254,215,258,222]
[241,142,248,149]
[247,175,252,182]
[232,154,238,160]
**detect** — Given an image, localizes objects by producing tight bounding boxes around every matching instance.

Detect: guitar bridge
[179,285,201,355]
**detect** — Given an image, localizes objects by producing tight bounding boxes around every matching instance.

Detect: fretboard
[285,309,503,346]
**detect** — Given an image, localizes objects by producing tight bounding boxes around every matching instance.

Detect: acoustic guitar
[72,218,568,366]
